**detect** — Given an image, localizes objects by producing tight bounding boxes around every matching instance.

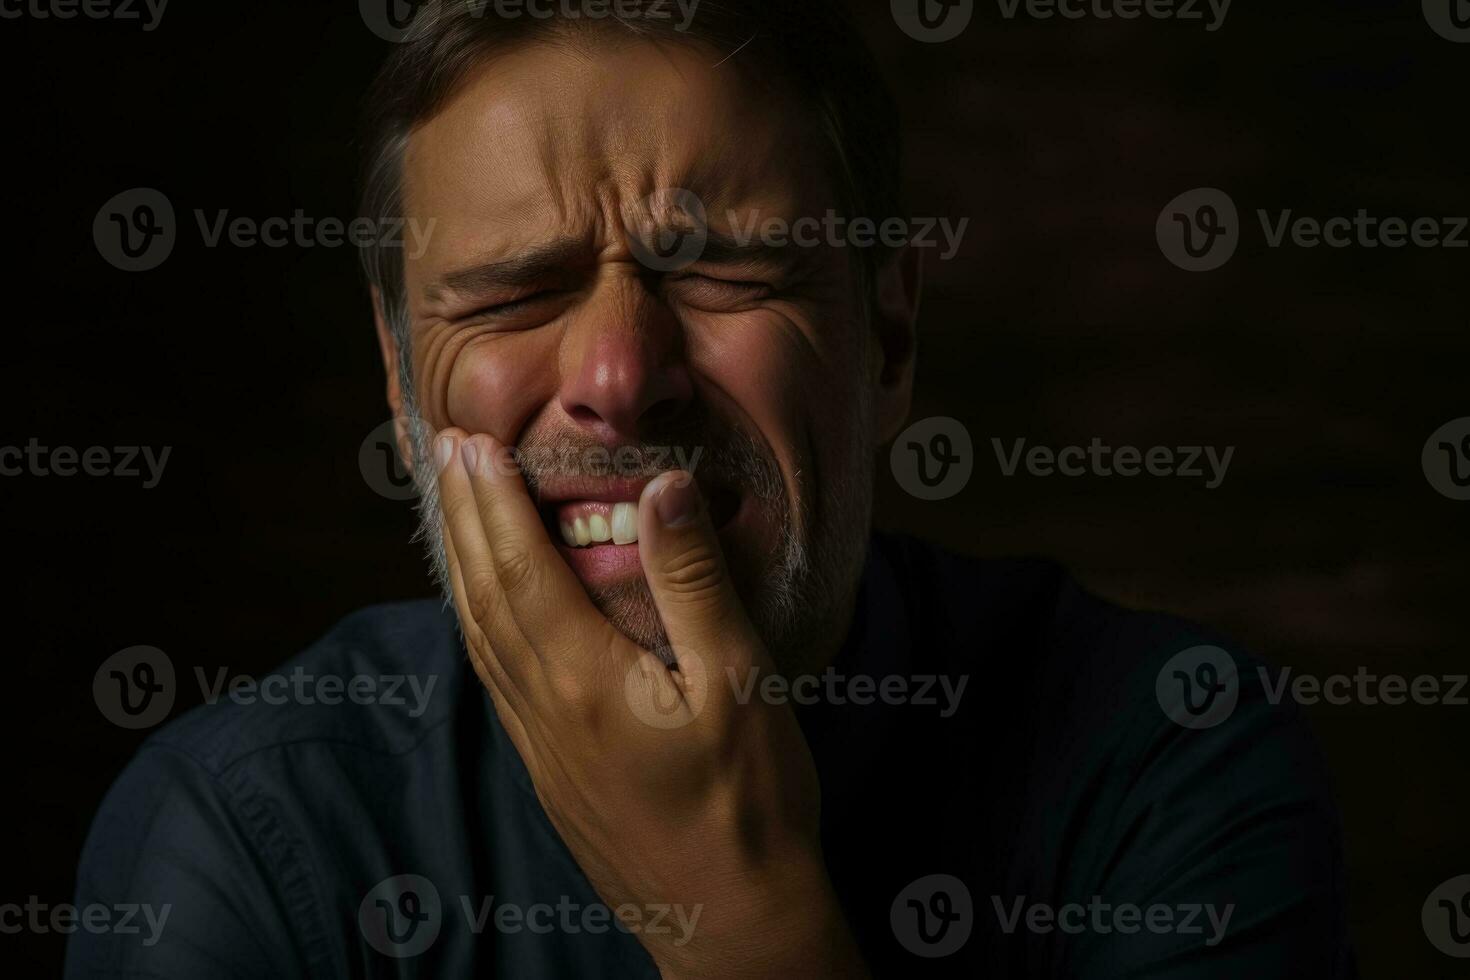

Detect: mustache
[512,418,784,502]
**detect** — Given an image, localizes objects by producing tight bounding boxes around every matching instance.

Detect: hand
[433,429,868,978]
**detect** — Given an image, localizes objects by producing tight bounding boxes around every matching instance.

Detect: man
[69,2,1354,976]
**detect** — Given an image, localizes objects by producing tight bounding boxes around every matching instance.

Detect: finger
[438,442,542,761]
[433,428,537,688]
[442,526,523,707]
[636,470,765,673]
[461,433,636,673]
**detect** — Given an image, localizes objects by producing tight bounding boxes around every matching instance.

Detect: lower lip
[555,541,645,586]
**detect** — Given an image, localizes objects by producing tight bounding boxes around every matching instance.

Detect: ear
[371,286,418,476]
[871,245,922,445]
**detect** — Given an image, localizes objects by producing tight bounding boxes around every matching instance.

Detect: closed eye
[462,290,565,323]
[666,274,773,309]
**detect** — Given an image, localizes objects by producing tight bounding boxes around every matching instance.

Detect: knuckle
[549,672,599,723]
[492,539,536,595]
[463,565,499,624]
[658,545,725,601]
[442,489,478,522]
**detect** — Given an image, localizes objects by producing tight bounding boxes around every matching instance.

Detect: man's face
[389,36,895,663]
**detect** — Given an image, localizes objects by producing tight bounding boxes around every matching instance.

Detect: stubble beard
[397,383,872,672]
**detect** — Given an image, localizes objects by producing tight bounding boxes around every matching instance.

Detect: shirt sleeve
[65,743,312,980]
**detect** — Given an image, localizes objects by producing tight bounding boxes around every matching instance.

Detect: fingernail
[435,434,456,471]
[655,471,700,527]
[461,439,480,474]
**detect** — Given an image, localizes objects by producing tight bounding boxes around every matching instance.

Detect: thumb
[637,470,762,668]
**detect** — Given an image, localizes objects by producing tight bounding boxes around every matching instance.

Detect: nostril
[565,404,602,426]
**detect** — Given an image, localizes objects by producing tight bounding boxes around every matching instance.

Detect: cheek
[443,332,560,441]
[696,312,869,496]
[699,316,804,454]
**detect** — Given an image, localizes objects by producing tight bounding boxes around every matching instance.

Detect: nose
[558,277,693,441]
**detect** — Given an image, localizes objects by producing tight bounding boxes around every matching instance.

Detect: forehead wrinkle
[406,37,844,298]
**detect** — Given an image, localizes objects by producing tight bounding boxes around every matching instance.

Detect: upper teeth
[560,502,638,547]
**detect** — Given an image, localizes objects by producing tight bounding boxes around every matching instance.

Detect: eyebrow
[427,238,587,303]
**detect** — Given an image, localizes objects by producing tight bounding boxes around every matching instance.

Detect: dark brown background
[4,0,1466,974]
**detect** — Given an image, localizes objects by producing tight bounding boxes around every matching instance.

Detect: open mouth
[536,481,742,549]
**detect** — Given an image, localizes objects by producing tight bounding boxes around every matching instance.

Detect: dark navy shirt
[67,534,1355,977]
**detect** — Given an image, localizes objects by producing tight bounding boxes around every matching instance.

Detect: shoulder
[877,535,1351,967]
[875,531,1339,808]
[70,599,468,976]
[78,597,467,883]
[873,531,1272,723]
[144,597,465,777]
